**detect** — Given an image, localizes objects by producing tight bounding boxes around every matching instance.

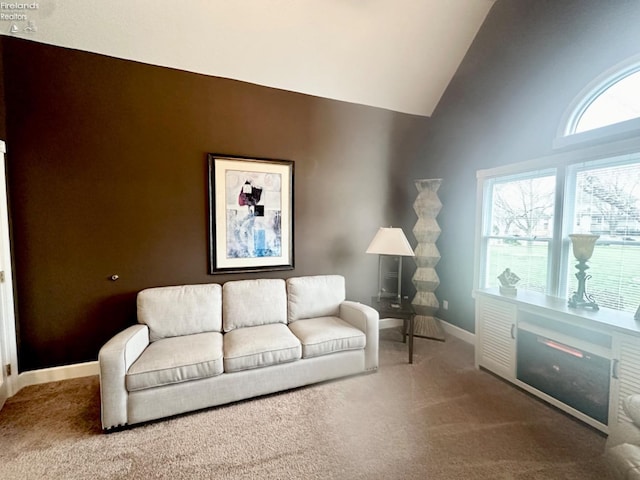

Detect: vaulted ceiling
[2,0,495,117]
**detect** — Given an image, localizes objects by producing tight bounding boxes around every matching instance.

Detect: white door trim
[0,140,19,398]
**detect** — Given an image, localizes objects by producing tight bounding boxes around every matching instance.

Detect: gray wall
[415,0,640,332]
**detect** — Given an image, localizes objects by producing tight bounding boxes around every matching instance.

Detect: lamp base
[567,260,599,311]
[568,293,599,311]
[376,254,404,307]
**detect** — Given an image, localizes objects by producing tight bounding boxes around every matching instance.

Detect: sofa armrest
[339,301,379,371]
[98,324,149,430]
[606,442,640,480]
[608,421,640,450]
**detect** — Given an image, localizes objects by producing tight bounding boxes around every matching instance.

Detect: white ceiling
[2,0,495,117]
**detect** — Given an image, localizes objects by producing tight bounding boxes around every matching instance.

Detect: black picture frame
[208,154,294,274]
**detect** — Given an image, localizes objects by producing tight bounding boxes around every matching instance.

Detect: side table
[371,297,416,364]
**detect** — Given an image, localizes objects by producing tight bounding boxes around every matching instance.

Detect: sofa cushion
[287,275,346,323]
[288,316,366,358]
[606,443,640,480]
[625,395,640,427]
[223,323,301,373]
[126,332,223,391]
[138,283,222,342]
[223,279,287,332]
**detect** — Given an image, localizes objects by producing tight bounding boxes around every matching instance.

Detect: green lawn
[486,241,640,313]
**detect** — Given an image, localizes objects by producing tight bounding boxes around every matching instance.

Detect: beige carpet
[0,329,614,479]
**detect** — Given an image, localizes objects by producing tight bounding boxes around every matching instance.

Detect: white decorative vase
[411,179,445,340]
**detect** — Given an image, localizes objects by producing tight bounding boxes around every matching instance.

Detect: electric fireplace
[517,328,610,425]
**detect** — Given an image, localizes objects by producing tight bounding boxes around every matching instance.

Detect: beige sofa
[98,275,379,430]
[606,395,640,479]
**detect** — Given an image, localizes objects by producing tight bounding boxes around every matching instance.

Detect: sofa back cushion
[624,395,640,427]
[287,275,346,322]
[223,279,288,332]
[137,283,222,342]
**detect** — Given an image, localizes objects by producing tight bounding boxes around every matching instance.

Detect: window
[574,70,640,134]
[482,171,556,293]
[564,157,640,311]
[555,56,640,149]
[476,57,640,315]
[477,154,640,314]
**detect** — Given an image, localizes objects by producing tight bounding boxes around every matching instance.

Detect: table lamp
[567,233,600,310]
[366,227,415,304]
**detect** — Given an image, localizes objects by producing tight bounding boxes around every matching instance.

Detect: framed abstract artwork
[208,154,294,274]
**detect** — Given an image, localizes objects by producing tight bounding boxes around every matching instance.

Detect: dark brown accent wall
[7,0,637,371]
[413,0,640,333]
[0,39,6,140]
[1,37,429,371]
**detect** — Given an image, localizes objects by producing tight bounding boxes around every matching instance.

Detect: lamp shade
[366,227,415,257]
[569,234,600,261]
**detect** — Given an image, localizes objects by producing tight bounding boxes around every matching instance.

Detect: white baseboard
[379,318,404,330]
[437,318,475,345]
[17,361,99,392]
[10,322,473,396]
[379,316,475,345]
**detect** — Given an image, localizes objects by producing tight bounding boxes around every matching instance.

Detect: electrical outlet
[442,300,449,310]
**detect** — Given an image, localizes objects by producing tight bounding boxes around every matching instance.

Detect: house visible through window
[565,158,640,311]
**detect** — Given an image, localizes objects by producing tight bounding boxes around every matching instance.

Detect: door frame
[0,139,18,406]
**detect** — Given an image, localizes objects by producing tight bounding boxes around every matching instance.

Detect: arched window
[574,69,640,134]
[556,55,640,148]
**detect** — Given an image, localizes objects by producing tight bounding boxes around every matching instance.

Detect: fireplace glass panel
[517,329,610,425]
